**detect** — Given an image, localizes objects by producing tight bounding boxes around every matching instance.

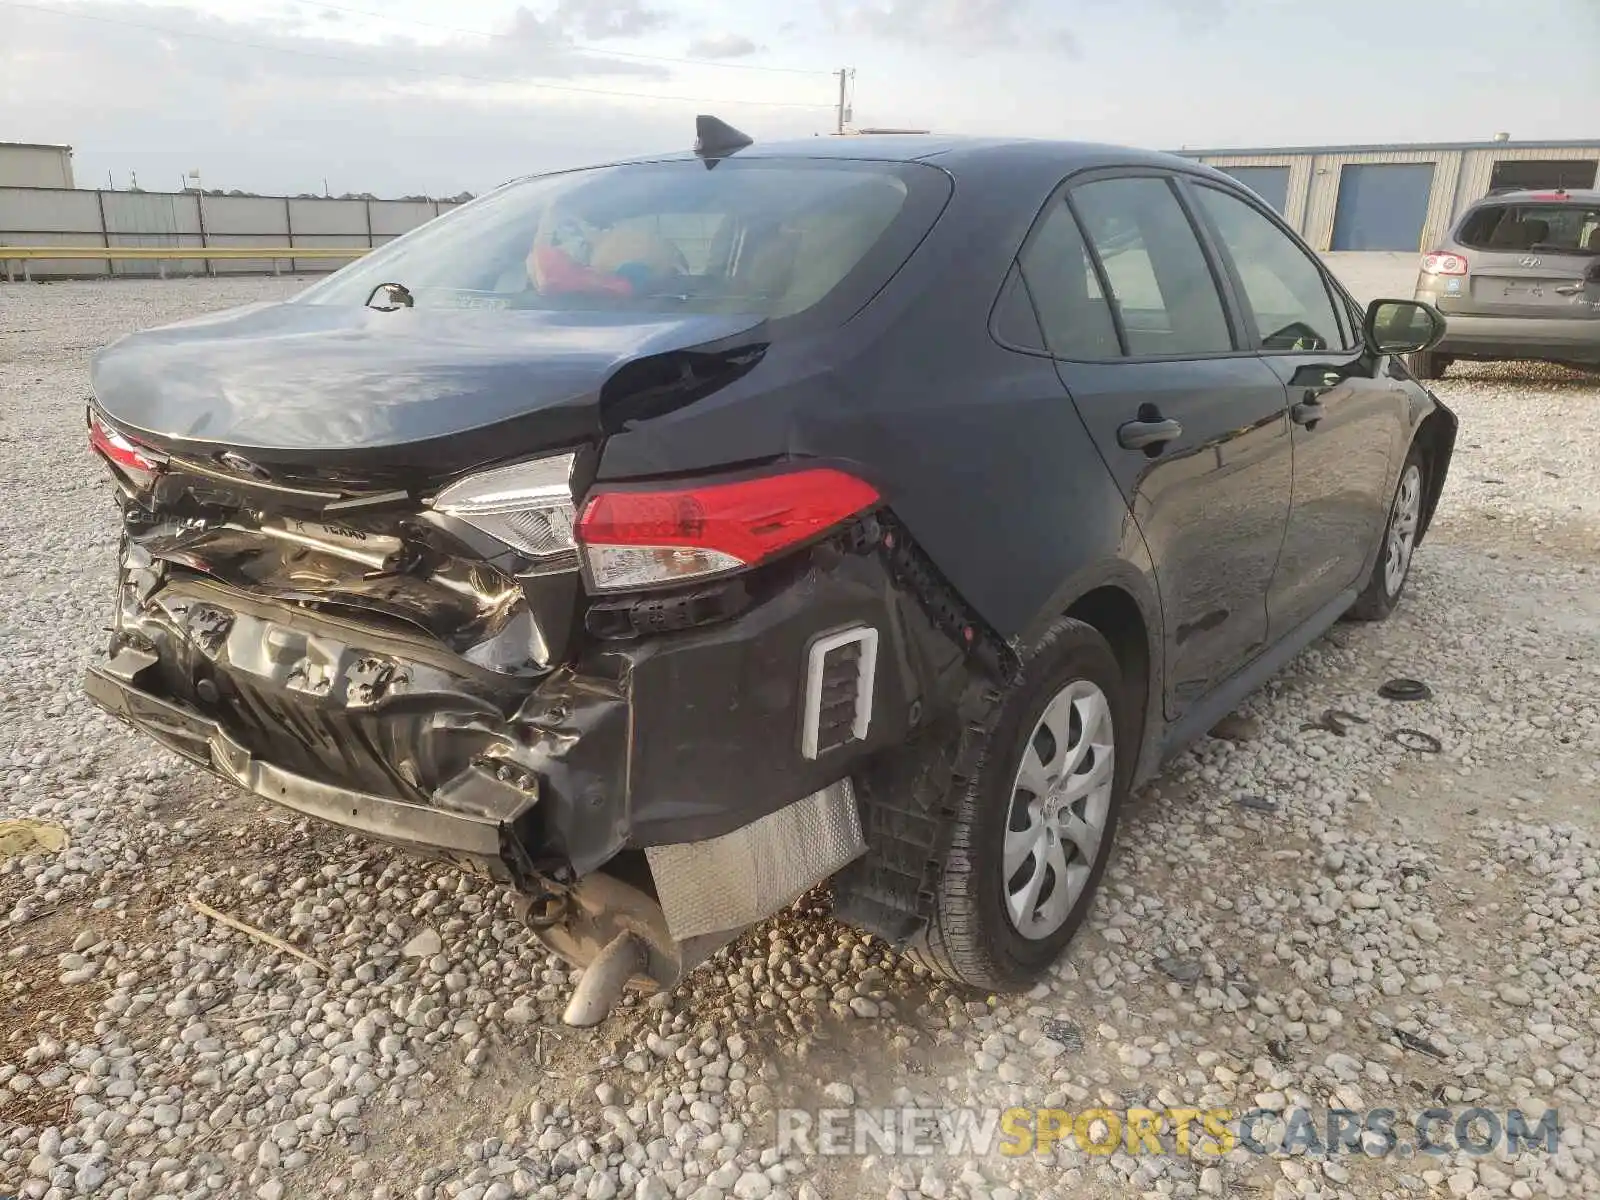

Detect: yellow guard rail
[0,245,369,282]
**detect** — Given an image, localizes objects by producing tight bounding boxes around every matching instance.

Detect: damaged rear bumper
[85,660,512,871]
[84,517,982,1001]
[87,658,866,1016]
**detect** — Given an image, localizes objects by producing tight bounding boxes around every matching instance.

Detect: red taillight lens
[1421,252,1468,277]
[88,413,165,490]
[576,467,880,591]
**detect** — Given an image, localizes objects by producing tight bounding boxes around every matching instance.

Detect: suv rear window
[1457,201,1600,255]
[297,159,950,320]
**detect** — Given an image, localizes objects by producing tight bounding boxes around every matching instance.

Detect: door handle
[1555,283,1586,296]
[1291,398,1325,427]
[1117,417,1183,450]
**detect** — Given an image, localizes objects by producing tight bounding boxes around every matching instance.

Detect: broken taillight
[88,412,165,491]
[430,452,579,560]
[576,467,881,592]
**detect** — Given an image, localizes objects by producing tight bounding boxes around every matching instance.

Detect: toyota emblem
[218,451,271,481]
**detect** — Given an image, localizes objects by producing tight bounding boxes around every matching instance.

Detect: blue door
[1220,166,1290,215]
[1330,163,1436,251]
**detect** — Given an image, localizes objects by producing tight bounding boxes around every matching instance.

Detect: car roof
[488,134,1257,239]
[560,134,1225,179]
[1472,187,1600,206]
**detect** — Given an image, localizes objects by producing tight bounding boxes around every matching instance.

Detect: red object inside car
[533,245,634,297]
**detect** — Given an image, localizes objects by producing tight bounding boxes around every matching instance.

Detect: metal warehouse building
[0,141,75,189]
[1178,139,1600,253]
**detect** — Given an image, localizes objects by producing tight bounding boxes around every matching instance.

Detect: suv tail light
[577,467,880,592]
[1421,252,1468,276]
[88,412,166,491]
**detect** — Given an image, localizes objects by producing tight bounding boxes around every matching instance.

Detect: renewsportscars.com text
[776,1106,1561,1159]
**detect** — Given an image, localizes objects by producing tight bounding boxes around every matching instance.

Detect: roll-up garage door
[1330,163,1436,251]
[1219,166,1290,216]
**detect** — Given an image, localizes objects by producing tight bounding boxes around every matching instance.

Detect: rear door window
[1193,184,1349,352]
[1457,203,1600,254]
[1069,177,1235,357]
[1016,200,1122,359]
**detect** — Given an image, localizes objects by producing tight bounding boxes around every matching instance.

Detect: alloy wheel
[1003,679,1115,940]
[1384,463,1423,597]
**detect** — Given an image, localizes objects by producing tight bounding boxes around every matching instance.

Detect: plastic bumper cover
[85,657,519,876]
[1429,312,1600,362]
[85,523,974,887]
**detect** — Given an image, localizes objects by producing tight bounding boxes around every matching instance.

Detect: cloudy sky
[4,0,1598,197]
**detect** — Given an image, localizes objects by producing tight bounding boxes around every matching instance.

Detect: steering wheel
[1262,320,1326,352]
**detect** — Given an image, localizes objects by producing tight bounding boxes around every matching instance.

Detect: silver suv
[1409,188,1600,378]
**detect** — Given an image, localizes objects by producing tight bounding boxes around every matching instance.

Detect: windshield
[1458,201,1600,255]
[297,159,944,319]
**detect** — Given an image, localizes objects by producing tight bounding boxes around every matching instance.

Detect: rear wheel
[1405,351,1448,381]
[1347,446,1426,622]
[909,618,1131,992]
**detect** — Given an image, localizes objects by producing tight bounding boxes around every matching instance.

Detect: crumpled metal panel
[645,779,865,941]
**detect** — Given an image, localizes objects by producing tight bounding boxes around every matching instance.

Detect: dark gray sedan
[83,119,1455,1022]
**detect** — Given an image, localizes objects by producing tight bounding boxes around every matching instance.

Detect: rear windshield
[296,158,948,319]
[1457,202,1600,255]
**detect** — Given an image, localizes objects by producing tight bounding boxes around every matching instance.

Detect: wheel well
[1065,585,1152,742]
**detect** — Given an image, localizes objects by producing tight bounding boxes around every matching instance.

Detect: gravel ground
[2,277,1598,1200]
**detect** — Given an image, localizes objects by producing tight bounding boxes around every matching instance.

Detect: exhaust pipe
[521,871,739,1026]
[524,781,866,1024]
[562,933,646,1027]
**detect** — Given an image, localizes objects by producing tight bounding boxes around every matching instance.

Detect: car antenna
[694,115,753,168]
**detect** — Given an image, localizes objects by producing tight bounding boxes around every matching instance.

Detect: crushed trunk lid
[89,300,767,485]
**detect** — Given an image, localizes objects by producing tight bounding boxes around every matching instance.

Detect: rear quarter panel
[595,152,1164,656]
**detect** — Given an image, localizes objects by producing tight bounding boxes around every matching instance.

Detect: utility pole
[835,67,854,135]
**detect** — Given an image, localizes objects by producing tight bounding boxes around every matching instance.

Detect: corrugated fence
[0,186,463,278]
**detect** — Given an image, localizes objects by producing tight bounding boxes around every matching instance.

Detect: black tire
[1347,444,1427,622]
[908,618,1133,992]
[1405,351,1447,381]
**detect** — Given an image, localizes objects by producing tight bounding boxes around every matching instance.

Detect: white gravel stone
[403,928,443,959]
[1498,983,1533,1006]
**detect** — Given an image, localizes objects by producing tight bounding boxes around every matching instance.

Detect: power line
[4,1,836,109]
[292,0,830,76]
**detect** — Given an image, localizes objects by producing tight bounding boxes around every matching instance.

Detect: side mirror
[1364,298,1445,356]
[365,281,414,311]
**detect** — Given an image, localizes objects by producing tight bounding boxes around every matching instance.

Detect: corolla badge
[217,451,271,480]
